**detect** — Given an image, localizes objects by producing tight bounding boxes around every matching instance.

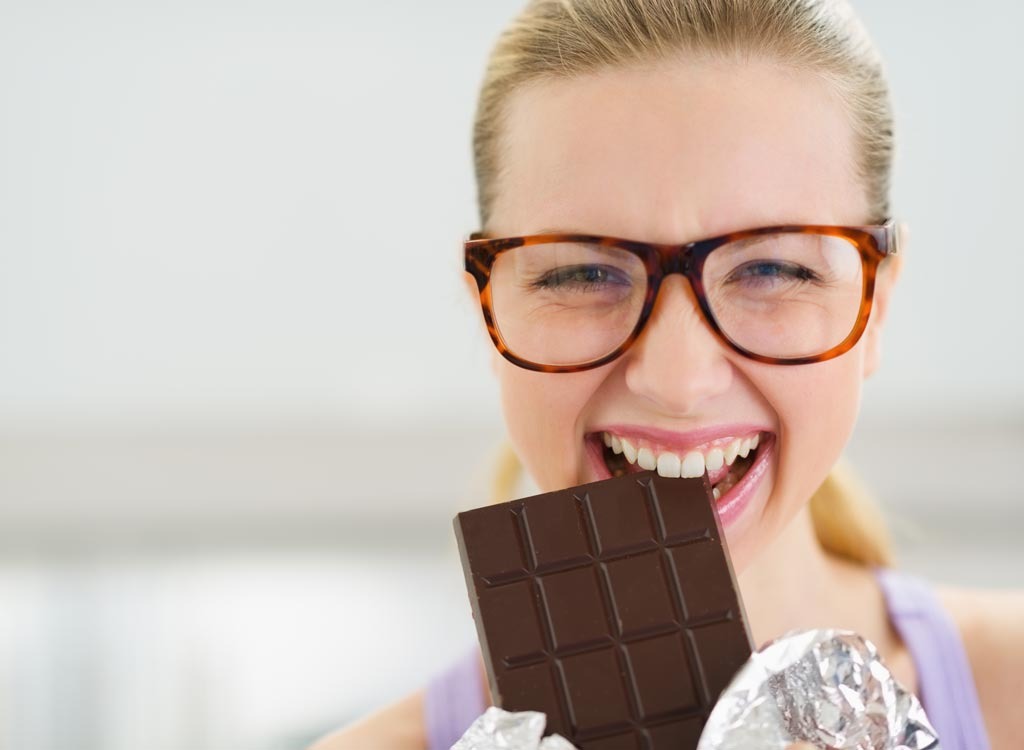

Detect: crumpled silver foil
[451,707,578,750]
[697,629,941,750]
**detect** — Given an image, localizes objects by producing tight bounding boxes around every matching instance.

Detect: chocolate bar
[454,471,752,750]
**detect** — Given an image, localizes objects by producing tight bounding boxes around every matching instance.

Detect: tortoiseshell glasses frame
[464,220,900,373]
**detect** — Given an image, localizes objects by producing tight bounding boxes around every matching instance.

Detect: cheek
[496,362,602,491]
[764,353,864,506]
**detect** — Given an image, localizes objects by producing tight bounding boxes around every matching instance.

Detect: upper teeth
[603,431,761,479]
[637,447,657,471]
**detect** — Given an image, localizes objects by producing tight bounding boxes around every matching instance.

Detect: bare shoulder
[307,690,428,750]
[939,585,1024,747]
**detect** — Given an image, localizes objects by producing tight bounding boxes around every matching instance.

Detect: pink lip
[590,423,769,453]
[585,432,775,530]
[715,433,774,527]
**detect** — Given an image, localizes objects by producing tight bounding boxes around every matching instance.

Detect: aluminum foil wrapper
[451,707,578,750]
[697,629,940,750]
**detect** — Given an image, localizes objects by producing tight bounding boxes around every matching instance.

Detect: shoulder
[307,690,428,750]
[939,585,1024,747]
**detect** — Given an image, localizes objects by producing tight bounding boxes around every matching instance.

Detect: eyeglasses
[464,221,899,372]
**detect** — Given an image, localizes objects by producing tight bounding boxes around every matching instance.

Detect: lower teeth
[711,453,753,497]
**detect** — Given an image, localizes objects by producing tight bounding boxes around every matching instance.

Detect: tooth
[738,438,751,459]
[621,438,637,464]
[724,440,740,465]
[656,452,681,478]
[680,451,705,478]
[611,435,623,454]
[705,448,724,472]
[751,433,760,450]
[712,486,721,501]
[603,432,613,448]
[638,444,655,469]
[637,447,657,471]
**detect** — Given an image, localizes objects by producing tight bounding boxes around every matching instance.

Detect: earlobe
[861,226,906,378]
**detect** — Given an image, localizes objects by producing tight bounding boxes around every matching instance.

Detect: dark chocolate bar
[454,471,752,750]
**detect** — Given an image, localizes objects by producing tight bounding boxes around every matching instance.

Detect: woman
[315,1,1024,747]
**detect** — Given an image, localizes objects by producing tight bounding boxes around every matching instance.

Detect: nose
[622,275,733,415]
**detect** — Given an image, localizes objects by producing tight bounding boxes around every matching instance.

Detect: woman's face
[479,59,898,571]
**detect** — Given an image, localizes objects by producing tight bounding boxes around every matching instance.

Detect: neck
[736,505,882,648]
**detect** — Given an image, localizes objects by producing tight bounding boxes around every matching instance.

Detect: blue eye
[729,261,820,285]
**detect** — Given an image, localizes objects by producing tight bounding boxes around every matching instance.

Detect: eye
[532,264,632,291]
[727,260,821,285]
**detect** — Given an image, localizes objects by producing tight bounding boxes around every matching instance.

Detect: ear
[861,222,907,378]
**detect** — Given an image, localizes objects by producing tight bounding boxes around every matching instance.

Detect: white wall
[0,0,519,423]
[1,0,1022,426]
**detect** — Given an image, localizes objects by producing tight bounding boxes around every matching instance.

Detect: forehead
[489,58,867,241]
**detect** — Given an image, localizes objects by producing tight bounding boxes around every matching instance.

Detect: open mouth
[592,429,772,503]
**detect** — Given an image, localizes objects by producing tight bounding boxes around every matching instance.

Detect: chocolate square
[521,492,592,570]
[690,618,756,700]
[559,648,632,733]
[538,567,610,651]
[457,503,527,582]
[624,633,699,719]
[477,580,546,666]
[580,481,658,556]
[602,552,677,638]
[669,540,742,621]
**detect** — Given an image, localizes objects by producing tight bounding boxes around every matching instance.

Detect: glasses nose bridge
[655,241,695,281]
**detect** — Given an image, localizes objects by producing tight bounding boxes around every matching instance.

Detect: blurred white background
[0,1,1022,748]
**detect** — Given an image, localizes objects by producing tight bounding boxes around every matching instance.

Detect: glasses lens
[489,241,647,367]
[703,232,865,359]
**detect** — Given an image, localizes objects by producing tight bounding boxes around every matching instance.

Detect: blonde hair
[474,0,894,227]
[474,0,895,566]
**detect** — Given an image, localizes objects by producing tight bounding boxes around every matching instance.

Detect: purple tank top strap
[876,568,990,750]
[423,647,488,750]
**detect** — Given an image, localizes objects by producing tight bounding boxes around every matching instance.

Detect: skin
[313,58,1024,750]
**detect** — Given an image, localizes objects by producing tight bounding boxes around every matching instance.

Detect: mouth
[587,427,775,522]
